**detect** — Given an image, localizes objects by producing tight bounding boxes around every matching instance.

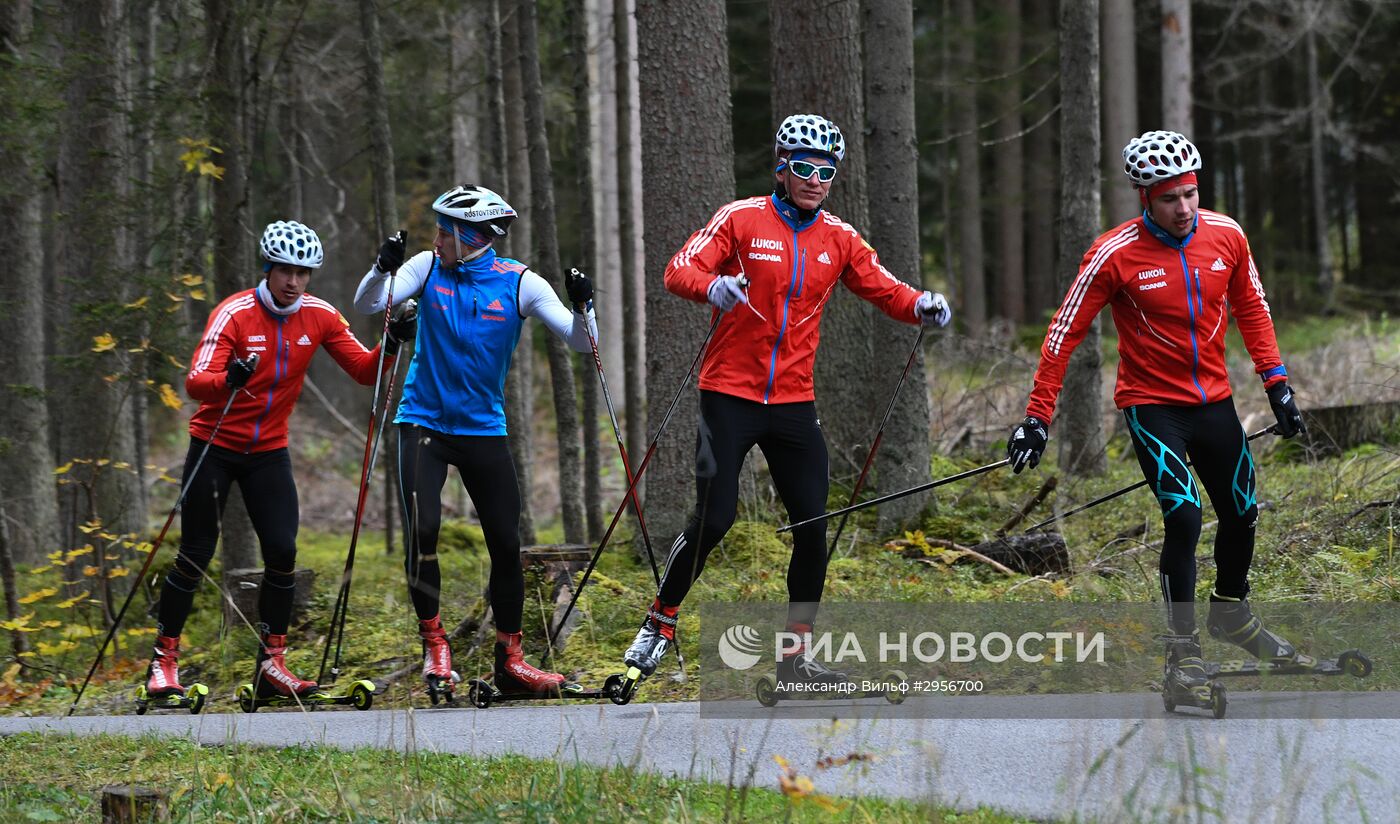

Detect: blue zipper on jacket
[764,232,802,403]
[248,319,286,452]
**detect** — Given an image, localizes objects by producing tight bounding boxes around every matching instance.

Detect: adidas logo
[486,298,504,311]
[817,251,832,265]
[296,334,312,345]
[1210,257,1226,272]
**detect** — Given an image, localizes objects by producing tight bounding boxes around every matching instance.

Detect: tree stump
[100,785,167,823]
[220,567,316,631]
[520,544,593,652]
[1296,401,1400,457]
[969,533,1071,576]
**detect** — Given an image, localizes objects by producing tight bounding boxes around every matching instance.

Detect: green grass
[0,733,1031,823]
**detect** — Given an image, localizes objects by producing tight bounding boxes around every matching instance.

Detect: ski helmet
[775,114,846,163]
[432,185,517,238]
[259,220,324,269]
[1122,130,1202,187]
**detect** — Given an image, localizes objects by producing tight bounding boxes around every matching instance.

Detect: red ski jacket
[187,287,387,452]
[1026,209,1285,424]
[665,195,923,404]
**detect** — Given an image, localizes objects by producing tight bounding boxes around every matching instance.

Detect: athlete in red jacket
[1006,131,1308,708]
[143,220,414,703]
[621,114,952,693]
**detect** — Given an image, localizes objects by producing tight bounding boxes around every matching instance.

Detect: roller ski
[1205,593,1303,664]
[1158,632,1227,719]
[1205,649,1373,679]
[461,631,569,708]
[135,635,209,715]
[755,649,907,708]
[236,633,375,713]
[418,615,461,706]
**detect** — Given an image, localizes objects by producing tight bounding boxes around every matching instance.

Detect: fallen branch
[898,537,1019,576]
[996,475,1058,535]
[1347,495,1400,521]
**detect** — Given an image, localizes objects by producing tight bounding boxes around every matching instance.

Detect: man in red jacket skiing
[1005,130,1307,708]
[143,220,414,702]
[621,114,952,692]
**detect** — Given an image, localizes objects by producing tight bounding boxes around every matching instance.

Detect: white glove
[916,291,952,327]
[707,276,749,313]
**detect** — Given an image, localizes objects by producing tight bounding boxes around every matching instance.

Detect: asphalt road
[3,691,1396,822]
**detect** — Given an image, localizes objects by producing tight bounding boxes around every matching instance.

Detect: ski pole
[779,458,1010,534]
[67,367,253,717]
[569,270,683,670]
[318,245,403,685]
[826,324,926,562]
[1023,425,1276,533]
[548,289,738,648]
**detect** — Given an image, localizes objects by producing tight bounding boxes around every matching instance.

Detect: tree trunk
[57,0,143,553]
[992,0,1025,323]
[1056,0,1107,477]
[863,0,932,532]
[589,0,625,386]
[359,0,400,558]
[771,0,873,476]
[637,0,734,546]
[615,0,647,502]
[0,502,29,662]
[951,0,986,335]
[569,0,603,541]
[204,0,258,572]
[501,0,536,543]
[519,0,587,544]
[450,16,483,184]
[1024,0,1058,321]
[1160,0,1192,135]
[1306,28,1335,312]
[0,0,60,566]
[1100,0,1138,225]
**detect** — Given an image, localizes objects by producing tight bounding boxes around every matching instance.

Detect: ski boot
[419,615,460,705]
[755,642,859,707]
[1159,632,1226,719]
[236,633,374,713]
[134,634,208,715]
[1206,593,1299,664]
[612,599,678,705]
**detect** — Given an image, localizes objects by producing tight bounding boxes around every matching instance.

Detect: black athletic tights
[1124,399,1259,634]
[157,440,299,638]
[397,424,525,634]
[657,391,830,627]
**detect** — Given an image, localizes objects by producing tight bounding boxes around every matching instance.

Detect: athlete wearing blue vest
[355,185,597,697]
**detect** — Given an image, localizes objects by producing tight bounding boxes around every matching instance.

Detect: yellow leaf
[66,545,94,560]
[40,620,60,629]
[198,161,225,180]
[78,521,100,534]
[46,550,63,561]
[166,292,185,303]
[95,458,110,467]
[36,640,77,655]
[2,663,19,685]
[166,354,187,370]
[28,565,53,575]
[18,588,56,605]
[91,333,117,353]
[189,288,207,301]
[53,462,74,475]
[158,383,183,410]
[17,651,35,658]
[82,566,99,577]
[0,613,33,630]
[107,567,130,579]
[124,296,150,309]
[125,627,155,638]
[179,274,204,287]
[56,591,90,609]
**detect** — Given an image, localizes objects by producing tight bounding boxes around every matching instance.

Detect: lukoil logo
[717,624,764,670]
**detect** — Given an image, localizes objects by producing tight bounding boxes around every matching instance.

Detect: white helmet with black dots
[259,220,324,269]
[432,185,518,237]
[775,114,846,163]
[1122,130,1202,186]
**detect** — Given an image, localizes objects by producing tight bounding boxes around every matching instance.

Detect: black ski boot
[775,650,854,696]
[1206,593,1298,664]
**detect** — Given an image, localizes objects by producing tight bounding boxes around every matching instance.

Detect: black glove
[226,353,259,389]
[565,267,594,311]
[376,230,406,274]
[385,299,418,357]
[1007,415,1048,474]
[1266,380,1306,439]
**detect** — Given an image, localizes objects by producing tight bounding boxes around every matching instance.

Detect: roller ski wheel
[755,674,780,708]
[1210,682,1228,720]
[881,669,909,705]
[1205,649,1374,680]
[235,679,376,713]
[609,667,643,706]
[425,671,461,706]
[134,683,209,716]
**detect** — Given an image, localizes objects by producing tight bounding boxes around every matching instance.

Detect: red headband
[1139,172,1198,207]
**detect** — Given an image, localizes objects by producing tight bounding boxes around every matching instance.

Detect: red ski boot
[494,631,566,696]
[144,635,185,698]
[253,634,319,699]
[419,615,458,703]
